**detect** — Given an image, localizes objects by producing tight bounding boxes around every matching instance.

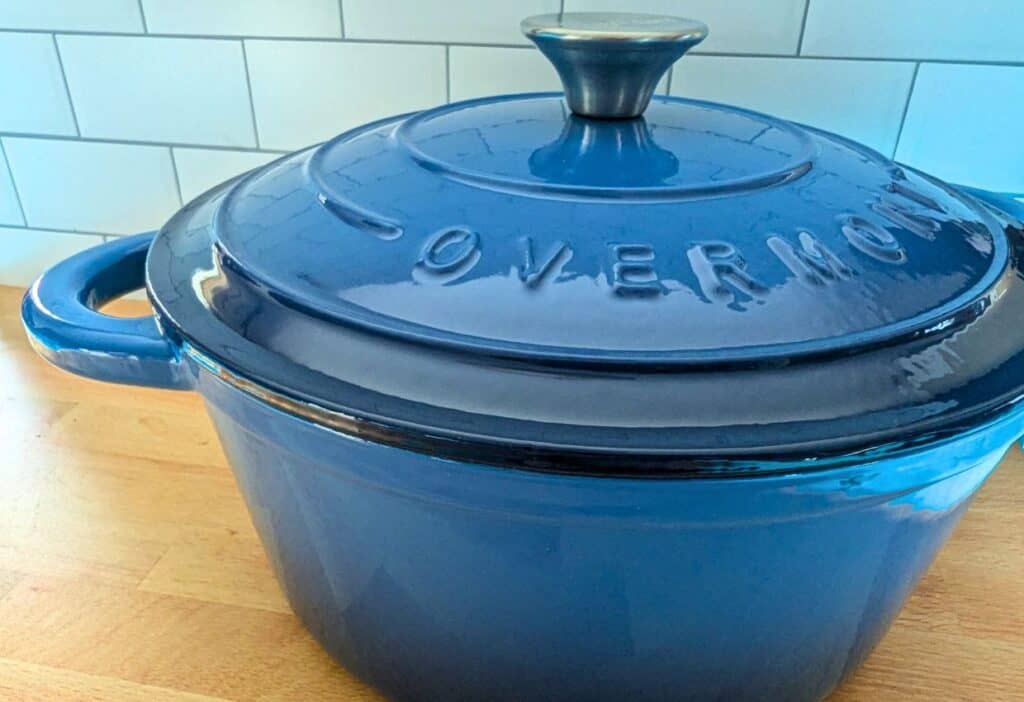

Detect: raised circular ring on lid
[395,94,817,201]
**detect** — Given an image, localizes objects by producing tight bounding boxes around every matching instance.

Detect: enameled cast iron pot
[22,13,1024,702]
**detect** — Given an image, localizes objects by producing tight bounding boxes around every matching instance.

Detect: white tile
[141,0,342,38]
[449,47,564,102]
[172,148,278,202]
[564,0,806,54]
[896,64,1024,194]
[57,36,255,147]
[0,144,24,226]
[344,0,560,45]
[246,40,446,151]
[0,228,104,288]
[0,0,143,33]
[803,0,1024,62]
[672,56,916,156]
[2,138,181,234]
[0,33,77,135]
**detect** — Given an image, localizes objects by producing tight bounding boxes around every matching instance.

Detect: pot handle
[955,184,1024,222]
[21,231,193,390]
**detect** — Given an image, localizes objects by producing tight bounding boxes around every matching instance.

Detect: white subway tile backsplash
[2,138,181,234]
[0,0,1017,273]
[0,1,143,33]
[172,148,279,202]
[672,56,916,155]
[141,0,343,39]
[565,0,806,55]
[0,145,24,226]
[0,33,76,136]
[246,40,446,151]
[0,227,104,287]
[344,0,560,45]
[803,0,1024,62]
[896,64,1024,194]
[57,36,255,147]
[449,47,563,102]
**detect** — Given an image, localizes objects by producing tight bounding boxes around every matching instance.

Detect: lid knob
[522,12,708,120]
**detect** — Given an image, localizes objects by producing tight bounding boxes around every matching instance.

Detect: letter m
[767,231,854,286]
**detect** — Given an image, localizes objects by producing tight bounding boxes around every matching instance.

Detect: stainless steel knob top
[522,12,708,120]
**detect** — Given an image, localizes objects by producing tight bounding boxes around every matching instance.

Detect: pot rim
[182,337,1024,480]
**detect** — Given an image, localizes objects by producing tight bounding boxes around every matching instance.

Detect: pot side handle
[954,183,1024,222]
[21,231,193,390]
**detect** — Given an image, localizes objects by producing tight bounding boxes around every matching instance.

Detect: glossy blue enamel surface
[199,364,1023,702]
[19,14,1024,699]
[145,94,1024,468]
[20,220,1024,699]
[21,231,191,390]
[178,95,1007,359]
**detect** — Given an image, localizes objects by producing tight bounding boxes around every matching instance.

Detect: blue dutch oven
[22,13,1024,702]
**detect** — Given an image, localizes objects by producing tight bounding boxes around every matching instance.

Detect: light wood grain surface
[1,285,1021,701]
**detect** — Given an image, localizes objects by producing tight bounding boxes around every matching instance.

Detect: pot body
[20,191,1024,700]
[196,368,1019,702]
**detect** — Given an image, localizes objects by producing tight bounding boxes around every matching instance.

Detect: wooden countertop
[1,284,1021,701]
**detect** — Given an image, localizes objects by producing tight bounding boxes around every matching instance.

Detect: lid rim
[181,335,1024,479]
[146,86,1024,478]
[148,206,1024,475]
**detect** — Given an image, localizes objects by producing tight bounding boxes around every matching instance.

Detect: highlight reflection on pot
[529,116,680,187]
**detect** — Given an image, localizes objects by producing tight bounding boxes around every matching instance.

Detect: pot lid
[147,13,1024,476]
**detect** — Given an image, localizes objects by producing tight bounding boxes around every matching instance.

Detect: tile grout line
[0,130,290,155]
[0,28,1021,67]
[136,0,148,33]
[444,45,451,103]
[665,66,674,96]
[0,139,28,226]
[558,0,566,16]
[167,147,184,206]
[891,62,921,159]
[51,34,81,137]
[1,222,111,238]
[0,29,1016,68]
[796,0,811,55]
[240,41,262,148]
[338,0,346,38]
